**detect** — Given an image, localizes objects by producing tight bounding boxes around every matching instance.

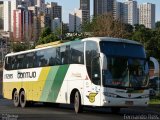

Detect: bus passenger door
[84,41,101,106]
[84,56,101,106]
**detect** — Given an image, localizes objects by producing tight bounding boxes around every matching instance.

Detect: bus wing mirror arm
[100,53,107,70]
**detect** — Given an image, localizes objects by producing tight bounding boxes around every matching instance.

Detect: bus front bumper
[102,96,149,107]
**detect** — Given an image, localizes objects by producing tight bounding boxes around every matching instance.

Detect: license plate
[125,101,133,105]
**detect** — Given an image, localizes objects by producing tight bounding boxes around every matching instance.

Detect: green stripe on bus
[40,66,59,101]
[47,65,69,102]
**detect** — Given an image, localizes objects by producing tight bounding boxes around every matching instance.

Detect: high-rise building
[80,0,90,10]
[36,0,45,13]
[37,0,45,7]
[114,2,128,23]
[0,2,3,29]
[11,0,22,32]
[51,18,61,32]
[139,3,155,29]
[13,6,33,42]
[28,6,39,41]
[80,0,90,22]
[46,2,62,22]
[21,0,32,8]
[4,1,11,32]
[94,0,116,17]
[51,2,62,22]
[69,9,83,32]
[45,3,52,14]
[39,14,51,28]
[29,0,37,6]
[28,6,38,16]
[125,0,138,26]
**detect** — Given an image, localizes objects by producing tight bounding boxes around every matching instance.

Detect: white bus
[3,37,149,113]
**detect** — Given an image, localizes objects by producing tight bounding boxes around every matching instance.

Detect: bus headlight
[141,94,149,98]
[103,92,117,98]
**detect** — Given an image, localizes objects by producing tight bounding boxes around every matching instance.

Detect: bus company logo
[86,93,98,103]
[17,71,36,79]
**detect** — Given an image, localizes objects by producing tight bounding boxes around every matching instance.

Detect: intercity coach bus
[3,37,149,113]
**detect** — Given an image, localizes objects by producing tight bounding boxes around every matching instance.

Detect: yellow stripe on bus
[3,67,51,101]
[32,67,50,101]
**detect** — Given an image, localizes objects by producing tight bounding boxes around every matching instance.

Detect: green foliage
[40,27,51,38]
[37,33,58,45]
[156,21,160,29]
[131,23,160,62]
[37,27,60,45]
[12,42,28,52]
[132,26,152,45]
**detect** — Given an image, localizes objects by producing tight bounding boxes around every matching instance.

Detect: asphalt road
[0,98,159,120]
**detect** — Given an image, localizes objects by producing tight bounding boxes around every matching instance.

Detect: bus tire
[74,91,83,114]
[13,90,19,107]
[111,107,121,113]
[19,91,27,108]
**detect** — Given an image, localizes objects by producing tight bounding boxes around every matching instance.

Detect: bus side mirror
[150,57,159,76]
[100,53,107,70]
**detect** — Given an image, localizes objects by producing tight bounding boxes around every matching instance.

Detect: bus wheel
[19,91,27,108]
[74,91,83,114]
[13,90,19,107]
[111,107,121,113]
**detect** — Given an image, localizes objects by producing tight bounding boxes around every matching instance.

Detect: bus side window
[12,56,17,70]
[56,47,61,65]
[60,46,70,65]
[34,51,39,67]
[48,48,57,66]
[35,48,58,67]
[70,43,84,64]
[5,57,11,70]
[17,55,24,69]
[4,57,7,70]
[26,52,35,68]
[85,41,100,85]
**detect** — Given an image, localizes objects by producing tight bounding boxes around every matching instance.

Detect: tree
[146,29,160,61]
[40,27,51,38]
[156,21,160,29]
[82,13,131,39]
[12,42,28,52]
[132,25,152,48]
[134,24,146,31]
[36,27,61,45]
[37,33,59,45]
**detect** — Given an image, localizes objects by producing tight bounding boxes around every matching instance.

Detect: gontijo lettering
[17,71,36,79]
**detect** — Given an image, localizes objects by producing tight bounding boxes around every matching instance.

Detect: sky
[47,0,160,23]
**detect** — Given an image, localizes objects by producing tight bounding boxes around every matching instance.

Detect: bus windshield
[100,41,149,88]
